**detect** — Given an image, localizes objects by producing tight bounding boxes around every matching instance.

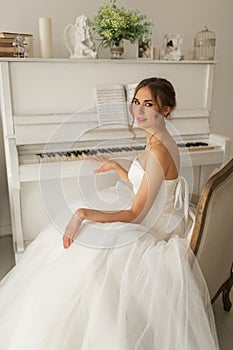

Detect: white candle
[38,17,52,58]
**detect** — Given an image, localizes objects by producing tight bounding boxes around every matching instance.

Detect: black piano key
[133,145,144,150]
[107,148,115,152]
[87,150,97,156]
[177,142,209,148]
[37,153,44,158]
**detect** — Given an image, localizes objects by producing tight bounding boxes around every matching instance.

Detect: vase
[110,39,124,59]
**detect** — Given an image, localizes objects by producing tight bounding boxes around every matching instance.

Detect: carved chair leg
[211,265,233,311]
[222,272,233,311]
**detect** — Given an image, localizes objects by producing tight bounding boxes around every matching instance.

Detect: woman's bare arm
[64,152,165,248]
[79,152,164,224]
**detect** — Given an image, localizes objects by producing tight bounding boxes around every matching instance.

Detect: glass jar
[193,26,216,60]
[13,34,27,58]
[110,39,124,59]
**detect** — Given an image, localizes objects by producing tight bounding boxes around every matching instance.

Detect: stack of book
[0,32,33,57]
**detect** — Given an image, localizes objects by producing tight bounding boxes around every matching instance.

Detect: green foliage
[92,0,153,47]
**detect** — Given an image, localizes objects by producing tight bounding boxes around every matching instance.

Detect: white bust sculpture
[64,15,97,59]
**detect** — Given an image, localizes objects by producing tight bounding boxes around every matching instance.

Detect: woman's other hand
[88,154,117,174]
[63,209,84,249]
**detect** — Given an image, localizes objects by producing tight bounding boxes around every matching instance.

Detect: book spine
[0,38,14,44]
[0,47,14,53]
[0,42,14,47]
[0,32,33,38]
[0,52,14,57]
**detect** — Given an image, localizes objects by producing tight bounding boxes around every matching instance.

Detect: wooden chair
[190,158,233,311]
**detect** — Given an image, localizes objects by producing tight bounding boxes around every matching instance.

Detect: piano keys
[177,142,214,151]
[21,142,214,165]
[17,131,229,183]
[38,142,218,160]
[21,145,146,164]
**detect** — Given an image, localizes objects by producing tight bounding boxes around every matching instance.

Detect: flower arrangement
[92,0,153,47]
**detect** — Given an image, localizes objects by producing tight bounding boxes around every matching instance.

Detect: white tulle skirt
[0,220,219,350]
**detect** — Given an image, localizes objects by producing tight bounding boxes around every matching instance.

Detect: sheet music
[125,82,139,126]
[94,84,129,126]
[125,82,138,102]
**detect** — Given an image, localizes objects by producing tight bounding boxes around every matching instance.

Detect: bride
[0,77,219,349]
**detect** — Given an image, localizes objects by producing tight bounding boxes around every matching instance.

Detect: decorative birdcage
[193,26,216,60]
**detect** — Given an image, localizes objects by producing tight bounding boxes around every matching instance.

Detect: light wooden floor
[0,235,232,349]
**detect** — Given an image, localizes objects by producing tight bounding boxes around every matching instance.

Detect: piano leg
[11,190,25,263]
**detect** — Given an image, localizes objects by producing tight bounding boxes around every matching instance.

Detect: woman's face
[131,86,166,131]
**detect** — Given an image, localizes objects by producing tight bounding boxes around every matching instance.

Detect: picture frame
[160,34,184,61]
[137,38,153,59]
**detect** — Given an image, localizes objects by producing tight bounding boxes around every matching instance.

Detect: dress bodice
[128,159,146,194]
[128,159,190,240]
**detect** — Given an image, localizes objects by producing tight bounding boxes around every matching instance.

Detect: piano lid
[13,109,210,146]
[1,59,216,145]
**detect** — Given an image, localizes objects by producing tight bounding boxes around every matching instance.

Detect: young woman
[0,78,219,349]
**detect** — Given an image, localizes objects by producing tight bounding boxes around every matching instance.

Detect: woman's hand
[63,209,84,249]
[88,154,117,174]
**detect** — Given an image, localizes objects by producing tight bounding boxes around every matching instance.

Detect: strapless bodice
[128,158,179,195]
[128,159,190,240]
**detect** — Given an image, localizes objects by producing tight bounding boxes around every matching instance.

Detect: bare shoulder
[149,141,179,179]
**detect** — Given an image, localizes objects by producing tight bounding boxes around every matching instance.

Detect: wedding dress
[0,159,219,350]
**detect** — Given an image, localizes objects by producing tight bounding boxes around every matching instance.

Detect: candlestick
[38,17,52,58]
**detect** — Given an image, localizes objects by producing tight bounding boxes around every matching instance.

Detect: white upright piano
[0,58,231,261]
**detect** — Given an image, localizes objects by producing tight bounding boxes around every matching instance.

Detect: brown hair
[132,77,176,114]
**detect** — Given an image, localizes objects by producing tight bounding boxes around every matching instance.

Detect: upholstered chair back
[190,159,233,309]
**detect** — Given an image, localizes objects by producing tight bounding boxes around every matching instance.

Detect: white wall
[0,0,232,236]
